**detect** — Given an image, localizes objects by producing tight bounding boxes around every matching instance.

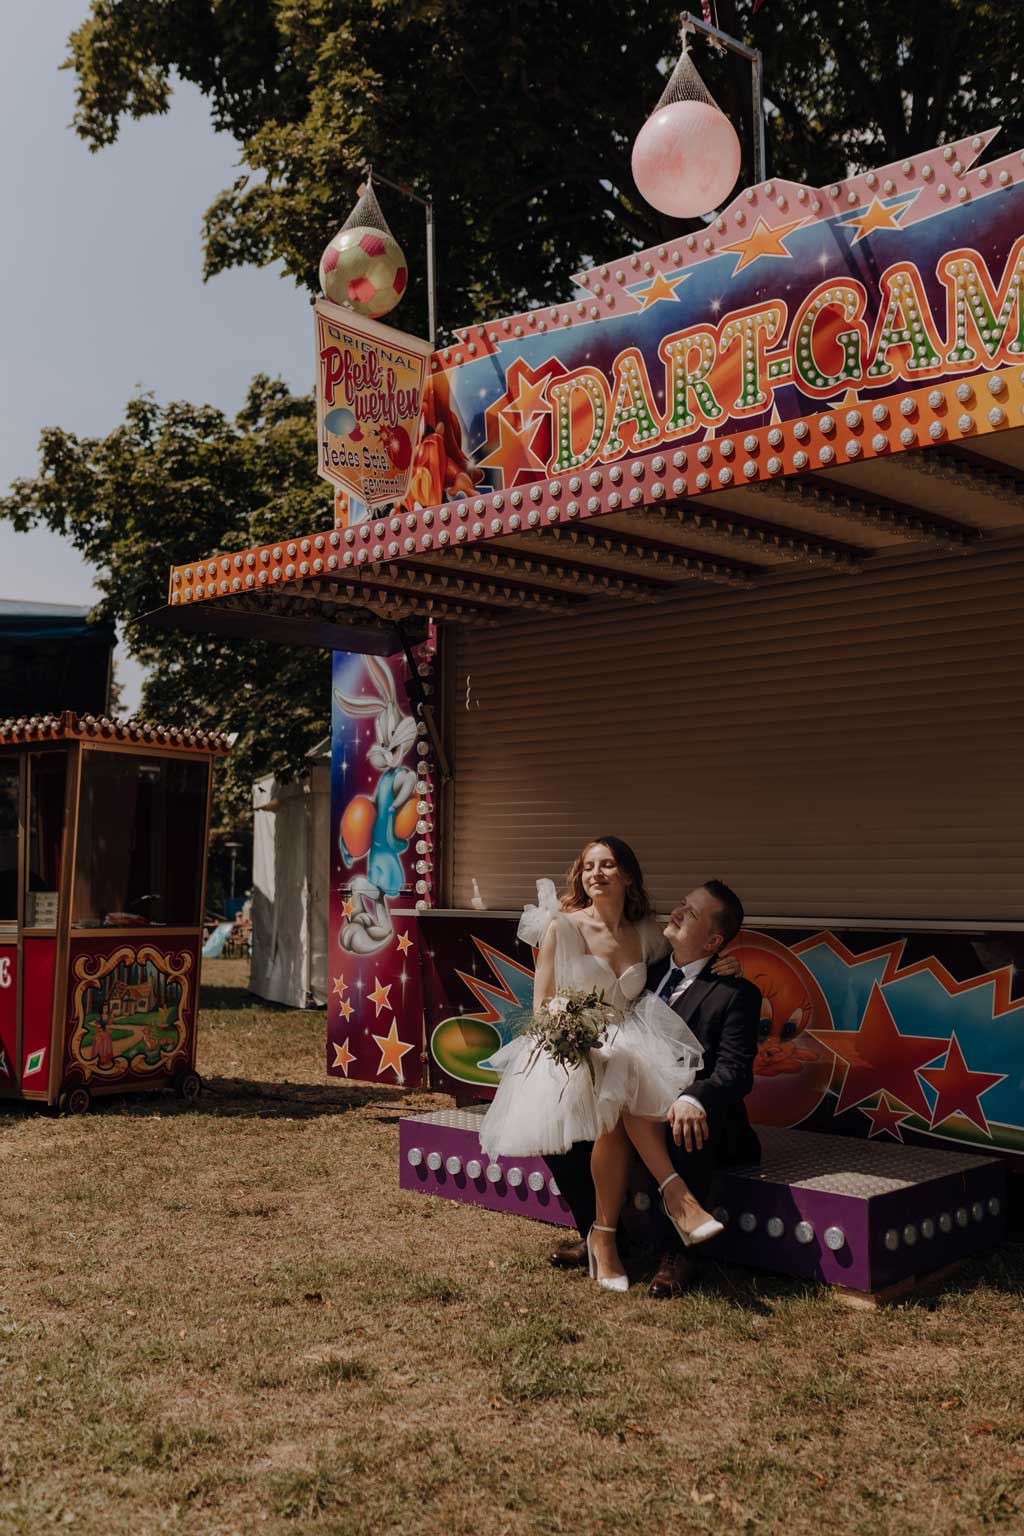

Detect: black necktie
[662,965,684,998]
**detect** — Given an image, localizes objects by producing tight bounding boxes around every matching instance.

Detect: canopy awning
[154,362,1024,643]
[140,588,422,654]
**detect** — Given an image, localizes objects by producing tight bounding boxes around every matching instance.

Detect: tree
[65,2,1024,337]
[0,377,328,830]
[9,0,1023,843]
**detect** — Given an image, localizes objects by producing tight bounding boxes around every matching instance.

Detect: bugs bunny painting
[334,657,419,954]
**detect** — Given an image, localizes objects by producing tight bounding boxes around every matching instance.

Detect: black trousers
[546,1118,722,1257]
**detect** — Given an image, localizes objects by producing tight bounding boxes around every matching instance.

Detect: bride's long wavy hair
[561,836,653,923]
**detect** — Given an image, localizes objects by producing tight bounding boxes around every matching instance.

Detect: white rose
[547,995,569,1015]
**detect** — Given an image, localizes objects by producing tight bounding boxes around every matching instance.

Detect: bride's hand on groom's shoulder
[711,950,742,978]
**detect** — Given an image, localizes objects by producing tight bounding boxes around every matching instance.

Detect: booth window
[25,751,67,928]
[73,753,209,928]
[0,759,18,923]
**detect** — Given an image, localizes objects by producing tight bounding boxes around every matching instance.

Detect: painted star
[332,974,348,1002]
[372,1020,414,1079]
[720,215,808,275]
[368,975,393,1017]
[478,412,547,487]
[634,271,689,309]
[339,996,354,1021]
[919,1032,1006,1136]
[826,387,864,413]
[332,1038,357,1076]
[837,193,918,244]
[810,983,942,1120]
[861,1093,910,1142]
[342,898,355,919]
[509,370,550,425]
[396,931,413,956]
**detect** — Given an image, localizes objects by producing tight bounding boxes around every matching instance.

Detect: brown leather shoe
[549,1238,588,1270]
[647,1252,694,1299]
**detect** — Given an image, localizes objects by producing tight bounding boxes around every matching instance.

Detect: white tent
[249,747,331,1008]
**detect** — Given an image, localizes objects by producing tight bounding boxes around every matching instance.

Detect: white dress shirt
[654,954,710,1115]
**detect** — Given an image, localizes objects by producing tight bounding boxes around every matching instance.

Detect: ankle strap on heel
[657,1172,681,1195]
[591,1223,617,1233]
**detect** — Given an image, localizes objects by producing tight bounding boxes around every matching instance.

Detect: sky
[0,1,312,711]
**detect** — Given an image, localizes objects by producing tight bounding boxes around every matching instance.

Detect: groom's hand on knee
[668,1097,708,1154]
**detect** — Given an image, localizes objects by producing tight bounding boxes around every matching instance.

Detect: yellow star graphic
[372,1021,414,1079]
[342,898,355,919]
[368,975,393,1016]
[634,271,688,309]
[332,974,348,1002]
[339,996,354,1020]
[478,412,548,487]
[332,1038,357,1075]
[721,215,809,275]
[510,370,550,425]
[837,194,916,244]
[396,931,413,956]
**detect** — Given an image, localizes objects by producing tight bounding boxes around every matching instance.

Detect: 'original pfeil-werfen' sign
[315,300,430,510]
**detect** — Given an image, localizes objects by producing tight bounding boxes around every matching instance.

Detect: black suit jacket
[647,953,762,1167]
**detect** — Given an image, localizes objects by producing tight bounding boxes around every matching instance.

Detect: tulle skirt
[478,993,703,1159]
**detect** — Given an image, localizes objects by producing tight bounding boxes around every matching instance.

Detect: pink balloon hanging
[632,34,741,218]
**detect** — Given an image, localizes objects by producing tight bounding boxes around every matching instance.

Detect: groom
[545,879,762,1298]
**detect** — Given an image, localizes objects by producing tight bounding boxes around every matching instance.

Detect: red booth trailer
[153,132,1024,1195]
[0,712,228,1112]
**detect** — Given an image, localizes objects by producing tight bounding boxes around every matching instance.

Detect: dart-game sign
[315,299,431,511]
[431,129,1024,487]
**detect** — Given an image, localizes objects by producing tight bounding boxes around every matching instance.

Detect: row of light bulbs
[406,1147,560,1196]
[407,1145,1002,1259]
[719,1195,1001,1254]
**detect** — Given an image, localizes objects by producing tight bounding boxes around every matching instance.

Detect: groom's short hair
[703,879,744,947]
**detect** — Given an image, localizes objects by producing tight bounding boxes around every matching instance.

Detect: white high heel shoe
[586,1223,629,1292]
[658,1172,724,1248]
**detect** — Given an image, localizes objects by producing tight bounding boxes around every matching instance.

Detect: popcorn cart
[0,711,229,1112]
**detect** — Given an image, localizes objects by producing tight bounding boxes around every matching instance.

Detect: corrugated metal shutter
[448,543,1024,924]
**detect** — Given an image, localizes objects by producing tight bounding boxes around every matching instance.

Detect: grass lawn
[1,959,1022,1536]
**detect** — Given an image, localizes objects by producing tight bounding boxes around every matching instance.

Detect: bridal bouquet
[523,987,620,1087]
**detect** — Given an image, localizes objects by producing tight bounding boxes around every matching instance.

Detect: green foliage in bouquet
[524,988,621,1090]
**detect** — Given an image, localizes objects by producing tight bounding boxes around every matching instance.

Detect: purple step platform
[398,1109,1007,1293]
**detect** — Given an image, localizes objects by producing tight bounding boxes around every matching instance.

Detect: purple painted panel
[399,1108,573,1227]
[398,1115,1007,1292]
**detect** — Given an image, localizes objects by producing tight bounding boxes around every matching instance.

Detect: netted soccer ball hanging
[320,182,408,320]
[632,37,741,218]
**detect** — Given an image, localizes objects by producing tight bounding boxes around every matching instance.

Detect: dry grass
[1,959,1022,1536]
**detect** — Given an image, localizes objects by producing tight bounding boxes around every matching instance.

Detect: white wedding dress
[478,880,704,1158]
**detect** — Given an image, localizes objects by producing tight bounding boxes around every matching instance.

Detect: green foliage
[63,2,1024,335]
[7,0,1023,841]
[0,377,329,828]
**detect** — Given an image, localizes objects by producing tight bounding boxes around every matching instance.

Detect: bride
[478,836,740,1291]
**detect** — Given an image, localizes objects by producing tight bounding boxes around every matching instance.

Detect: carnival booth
[0,711,228,1112]
[145,33,1024,1285]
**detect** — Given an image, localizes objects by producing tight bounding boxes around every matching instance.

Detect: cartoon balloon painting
[324,407,356,438]
[340,794,376,861]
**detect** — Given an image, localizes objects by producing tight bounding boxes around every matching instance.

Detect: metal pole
[750,47,766,183]
[680,11,766,183]
[425,199,437,350]
[362,167,437,346]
